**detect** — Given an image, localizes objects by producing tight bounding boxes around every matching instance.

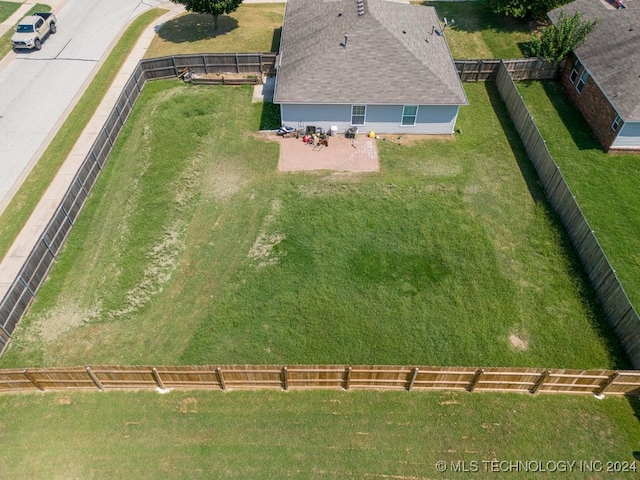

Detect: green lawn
[0,8,167,262]
[144,3,284,58]
[0,389,638,478]
[0,1,21,23]
[516,80,640,317]
[422,0,535,59]
[0,80,627,370]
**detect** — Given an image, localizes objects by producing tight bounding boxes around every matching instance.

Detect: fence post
[407,367,419,391]
[152,367,165,390]
[467,368,484,392]
[86,366,104,391]
[344,366,352,390]
[172,56,178,77]
[216,367,226,391]
[203,54,208,74]
[596,372,620,396]
[531,370,550,394]
[22,369,43,391]
[282,366,288,391]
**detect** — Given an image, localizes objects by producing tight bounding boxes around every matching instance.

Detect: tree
[530,11,598,63]
[488,0,571,19]
[171,0,244,30]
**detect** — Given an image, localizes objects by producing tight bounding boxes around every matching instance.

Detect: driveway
[0,0,168,213]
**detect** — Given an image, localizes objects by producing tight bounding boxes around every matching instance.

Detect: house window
[611,114,622,131]
[401,105,418,126]
[351,105,366,126]
[569,59,582,84]
[576,69,589,93]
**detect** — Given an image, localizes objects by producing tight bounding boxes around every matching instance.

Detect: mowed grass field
[0,79,627,369]
[516,80,640,316]
[144,3,284,57]
[422,0,534,59]
[1,389,639,479]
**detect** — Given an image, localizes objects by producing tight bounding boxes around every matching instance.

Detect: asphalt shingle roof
[549,0,640,121]
[273,0,467,106]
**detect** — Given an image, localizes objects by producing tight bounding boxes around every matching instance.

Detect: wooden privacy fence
[141,53,277,80]
[495,61,640,368]
[1,365,639,396]
[0,54,274,355]
[456,58,558,82]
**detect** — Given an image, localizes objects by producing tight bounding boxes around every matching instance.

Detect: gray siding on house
[612,122,640,149]
[281,104,459,134]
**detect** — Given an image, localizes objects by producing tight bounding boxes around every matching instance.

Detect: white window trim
[576,69,589,93]
[569,60,582,84]
[401,105,419,127]
[351,105,366,126]
[611,114,622,131]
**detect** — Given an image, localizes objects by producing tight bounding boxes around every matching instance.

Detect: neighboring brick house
[273,0,467,135]
[549,0,640,152]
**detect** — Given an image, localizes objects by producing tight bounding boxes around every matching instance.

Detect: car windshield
[17,25,34,33]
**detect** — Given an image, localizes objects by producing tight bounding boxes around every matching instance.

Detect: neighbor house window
[569,59,582,84]
[401,105,418,126]
[576,69,589,93]
[351,105,366,126]
[611,114,622,131]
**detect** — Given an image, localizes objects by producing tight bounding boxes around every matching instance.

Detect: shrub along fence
[495,61,640,369]
[1,365,639,396]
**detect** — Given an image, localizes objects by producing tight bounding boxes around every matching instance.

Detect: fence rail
[456,58,558,82]
[1,365,639,396]
[495,61,640,368]
[141,53,277,80]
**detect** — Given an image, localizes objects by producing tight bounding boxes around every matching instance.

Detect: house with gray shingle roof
[549,0,640,151]
[273,0,467,135]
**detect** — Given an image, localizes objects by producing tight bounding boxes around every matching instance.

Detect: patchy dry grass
[0,82,627,370]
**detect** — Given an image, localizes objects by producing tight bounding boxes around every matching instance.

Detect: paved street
[0,0,168,213]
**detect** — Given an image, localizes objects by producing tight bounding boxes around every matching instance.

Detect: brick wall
[560,55,620,151]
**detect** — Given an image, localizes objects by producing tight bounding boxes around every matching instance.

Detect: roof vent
[357,0,365,16]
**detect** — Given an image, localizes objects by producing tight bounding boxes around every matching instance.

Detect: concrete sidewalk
[0,3,184,298]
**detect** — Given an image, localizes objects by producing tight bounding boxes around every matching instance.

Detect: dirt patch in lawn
[509,332,529,351]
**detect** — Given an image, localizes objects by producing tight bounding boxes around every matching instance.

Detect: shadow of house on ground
[157,13,239,44]
[539,80,605,152]
[270,27,281,53]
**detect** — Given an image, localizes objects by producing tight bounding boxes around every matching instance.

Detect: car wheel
[34,39,41,50]
[50,23,57,34]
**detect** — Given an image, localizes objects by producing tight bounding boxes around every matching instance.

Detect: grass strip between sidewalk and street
[0,7,168,262]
